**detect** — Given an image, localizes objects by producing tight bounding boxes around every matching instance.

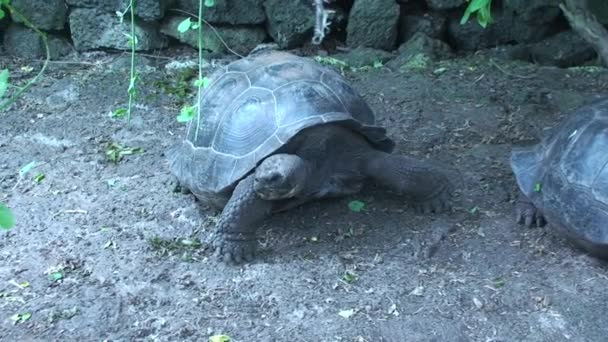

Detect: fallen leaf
[338,309,356,318]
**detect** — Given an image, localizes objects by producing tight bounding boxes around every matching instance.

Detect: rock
[387,32,452,71]
[588,0,608,24]
[503,0,561,24]
[263,0,315,49]
[332,47,395,68]
[399,32,452,60]
[446,1,563,51]
[346,0,400,51]
[2,23,73,59]
[11,0,67,31]
[161,15,267,55]
[69,8,168,51]
[126,0,175,21]
[3,24,42,59]
[45,80,80,111]
[66,0,174,21]
[0,15,8,35]
[425,0,466,10]
[176,0,265,25]
[398,12,446,45]
[527,30,597,68]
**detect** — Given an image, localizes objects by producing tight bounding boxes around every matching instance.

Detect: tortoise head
[253,154,308,200]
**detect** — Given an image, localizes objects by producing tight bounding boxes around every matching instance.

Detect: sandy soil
[1,47,607,341]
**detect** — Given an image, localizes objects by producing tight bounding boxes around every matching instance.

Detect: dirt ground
[1,46,608,342]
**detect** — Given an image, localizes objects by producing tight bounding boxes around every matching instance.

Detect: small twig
[167,8,244,58]
[64,209,88,214]
[489,59,535,79]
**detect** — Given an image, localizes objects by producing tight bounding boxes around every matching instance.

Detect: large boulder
[3,23,73,59]
[346,0,400,51]
[447,0,563,51]
[11,0,67,30]
[176,0,266,25]
[69,8,168,51]
[331,47,395,69]
[66,0,175,21]
[398,12,447,45]
[160,16,267,55]
[387,32,452,70]
[263,0,315,49]
[525,30,596,68]
[425,0,466,10]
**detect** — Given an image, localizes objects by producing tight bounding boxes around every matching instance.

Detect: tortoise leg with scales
[510,96,608,259]
[168,50,456,263]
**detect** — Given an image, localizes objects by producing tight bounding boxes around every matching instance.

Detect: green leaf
[460,0,493,27]
[348,200,365,212]
[177,105,196,123]
[194,76,211,88]
[110,108,127,118]
[33,173,45,183]
[0,69,8,98]
[534,183,542,193]
[50,272,63,282]
[0,202,15,230]
[209,335,231,342]
[10,312,32,324]
[493,277,505,288]
[204,0,216,7]
[19,161,37,177]
[342,270,357,283]
[0,9,4,20]
[177,17,192,33]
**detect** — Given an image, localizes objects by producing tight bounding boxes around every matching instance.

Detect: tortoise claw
[515,200,546,228]
[412,189,452,214]
[211,232,257,264]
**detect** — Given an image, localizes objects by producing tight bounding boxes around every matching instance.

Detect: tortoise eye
[268,173,282,182]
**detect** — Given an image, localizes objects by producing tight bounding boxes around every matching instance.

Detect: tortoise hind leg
[364,152,456,213]
[210,174,273,263]
[515,191,546,227]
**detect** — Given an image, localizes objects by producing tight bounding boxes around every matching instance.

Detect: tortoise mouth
[254,181,301,200]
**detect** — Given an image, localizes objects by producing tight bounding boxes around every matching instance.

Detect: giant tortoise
[511,96,608,259]
[168,50,455,263]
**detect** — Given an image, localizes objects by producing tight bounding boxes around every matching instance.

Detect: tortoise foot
[211,232,257,264]
[515,199,546,228]
[412,186,452,214]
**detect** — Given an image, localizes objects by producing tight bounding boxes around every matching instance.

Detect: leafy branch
[460,0,493,28]
[175,0,215,132]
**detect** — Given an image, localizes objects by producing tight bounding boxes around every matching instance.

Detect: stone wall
[0,0,605,67]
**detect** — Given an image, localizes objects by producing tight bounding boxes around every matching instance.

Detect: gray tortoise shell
[510,96,608,246]
[168,51,395,195]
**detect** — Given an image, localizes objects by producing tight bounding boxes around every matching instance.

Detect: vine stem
[126,0,137,123]
[194,0,205,141]
[0,5,50,112]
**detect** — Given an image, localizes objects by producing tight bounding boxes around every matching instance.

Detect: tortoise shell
[168,51,395,198]
[510,96,608,255]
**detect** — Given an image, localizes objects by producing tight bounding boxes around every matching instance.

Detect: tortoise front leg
[210,174,273,263]
[364,152,455,213]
